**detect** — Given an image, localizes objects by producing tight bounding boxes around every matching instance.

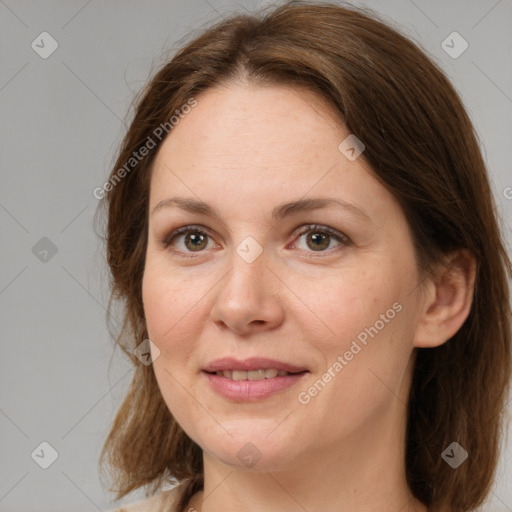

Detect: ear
[413,249,476,348]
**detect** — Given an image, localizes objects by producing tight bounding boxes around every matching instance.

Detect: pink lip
[202,357,309,402]
[203,371,308,401]
[203,357,308,373]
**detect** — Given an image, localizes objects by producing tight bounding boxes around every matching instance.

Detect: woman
[98,2,511,511]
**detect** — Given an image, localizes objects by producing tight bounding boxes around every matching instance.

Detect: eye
[161,225,216,257]
[160,223,351,258]
[290,224,351,255]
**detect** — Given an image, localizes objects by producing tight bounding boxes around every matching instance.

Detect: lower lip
[203,371,308,401]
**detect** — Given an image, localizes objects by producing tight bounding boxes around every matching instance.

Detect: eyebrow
[152,196,372,225]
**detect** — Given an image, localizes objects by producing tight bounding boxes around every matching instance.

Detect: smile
[213,369,295,380]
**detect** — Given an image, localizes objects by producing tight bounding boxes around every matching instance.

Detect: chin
[198,426,301,472]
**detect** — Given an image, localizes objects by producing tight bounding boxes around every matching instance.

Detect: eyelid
[160,223,351,257]
[292,224,350,245]
[160,224,218,252]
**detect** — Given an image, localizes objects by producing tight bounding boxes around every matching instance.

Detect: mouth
[202,357,310,401]
[202,356,309,376]
[205,368,308,380]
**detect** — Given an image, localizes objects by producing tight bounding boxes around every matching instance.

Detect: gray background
[1,0,511,510]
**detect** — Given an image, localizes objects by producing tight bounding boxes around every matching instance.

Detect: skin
[142,82,475,512]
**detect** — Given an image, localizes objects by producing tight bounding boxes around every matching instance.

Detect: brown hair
[97,2,512,511]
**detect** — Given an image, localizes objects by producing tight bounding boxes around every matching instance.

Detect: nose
[209,248,285,336]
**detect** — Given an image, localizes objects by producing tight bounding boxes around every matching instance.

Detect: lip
[203,357,308,373]
[203,371,308,401]
[202,357,309,402]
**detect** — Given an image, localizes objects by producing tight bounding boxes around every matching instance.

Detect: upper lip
[203,357,309,373]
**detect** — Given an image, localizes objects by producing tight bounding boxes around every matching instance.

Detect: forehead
[154,83,345,175]
[149,83,395,226]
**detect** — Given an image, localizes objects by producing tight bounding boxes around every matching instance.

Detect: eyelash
[160,224,351,259]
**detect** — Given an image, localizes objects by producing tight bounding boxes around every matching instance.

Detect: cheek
[142,266,211,438]
[325,276,416,384]
[142,262,204,363]
[306,263,406,355]
[142,270,171,342]
[300,259,417,410]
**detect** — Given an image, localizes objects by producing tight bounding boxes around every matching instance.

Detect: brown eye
[292,224,351,254]
[183,231,208,251]
[163,226,215,256]
[305,231,331,251]
[162,223,350,259]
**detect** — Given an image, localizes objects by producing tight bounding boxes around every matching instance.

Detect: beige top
[105,483,187,512]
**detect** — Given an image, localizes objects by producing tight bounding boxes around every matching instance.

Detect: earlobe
[413,249,476,349]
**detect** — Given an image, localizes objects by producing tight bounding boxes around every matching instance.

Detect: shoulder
[105,483,185,512]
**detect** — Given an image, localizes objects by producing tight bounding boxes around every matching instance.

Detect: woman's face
[142,83,426,471]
